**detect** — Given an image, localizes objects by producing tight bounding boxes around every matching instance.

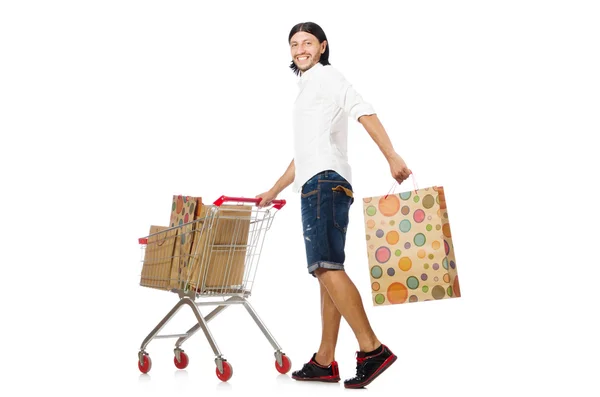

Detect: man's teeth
[298,56,309,61]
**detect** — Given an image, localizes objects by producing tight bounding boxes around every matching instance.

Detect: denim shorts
[300,170,354,276]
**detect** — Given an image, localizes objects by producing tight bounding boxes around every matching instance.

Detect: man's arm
[270,159,295,196]
[359,114,412,184]
[256,159,295,207]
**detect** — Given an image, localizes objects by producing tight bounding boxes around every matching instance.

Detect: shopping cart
[136,195,291,381]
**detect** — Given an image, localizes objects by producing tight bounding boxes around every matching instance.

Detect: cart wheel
[174,351,189,370]
[275,354,292,374]
[216,361,233,382]
[138,354,152,374]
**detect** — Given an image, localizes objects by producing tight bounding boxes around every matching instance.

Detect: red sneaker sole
[292,375,341,383]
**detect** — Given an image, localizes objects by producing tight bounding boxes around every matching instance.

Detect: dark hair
[288,22,330,75]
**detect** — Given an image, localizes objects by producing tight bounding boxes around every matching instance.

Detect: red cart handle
[213,195,286,210]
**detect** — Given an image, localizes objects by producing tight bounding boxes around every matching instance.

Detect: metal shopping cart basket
[136,195,291,381]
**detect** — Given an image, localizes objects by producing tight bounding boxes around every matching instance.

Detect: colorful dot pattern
[363,186,460,306]
[169,195,198,289]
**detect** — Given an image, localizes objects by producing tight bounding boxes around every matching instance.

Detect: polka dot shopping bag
[363,185,460,306]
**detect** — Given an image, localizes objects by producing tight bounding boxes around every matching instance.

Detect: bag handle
[385,173,419,199]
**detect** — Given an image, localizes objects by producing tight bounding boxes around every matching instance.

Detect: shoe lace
[355,356,367,378]
[301,362,313,372]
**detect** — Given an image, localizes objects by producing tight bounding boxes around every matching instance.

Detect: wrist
[383,150,398,161]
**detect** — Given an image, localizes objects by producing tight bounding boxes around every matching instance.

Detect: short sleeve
[321,67,376,121]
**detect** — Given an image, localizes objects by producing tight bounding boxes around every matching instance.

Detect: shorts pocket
[301,189,318,198]
[332,185,353,232]
[301,184,320,221]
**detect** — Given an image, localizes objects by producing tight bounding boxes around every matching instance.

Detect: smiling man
[256,22,411,389]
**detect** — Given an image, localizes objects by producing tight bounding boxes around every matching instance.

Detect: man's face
[290,31,327,73]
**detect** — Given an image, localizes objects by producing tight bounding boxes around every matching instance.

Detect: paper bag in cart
[363,186,460,306]
[169,195,199,290]
[140,225,177,290]
[186,204,252,293]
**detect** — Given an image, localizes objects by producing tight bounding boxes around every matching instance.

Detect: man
[256,22,411,389]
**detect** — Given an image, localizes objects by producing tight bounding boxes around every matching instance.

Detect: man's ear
[321,40,327,54]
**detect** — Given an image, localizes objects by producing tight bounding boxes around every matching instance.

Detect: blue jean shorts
[300,170,354,276]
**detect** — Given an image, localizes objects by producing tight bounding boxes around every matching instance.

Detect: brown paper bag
[140,225,177,290]
[185,203,211,290]
[186,204,252,292]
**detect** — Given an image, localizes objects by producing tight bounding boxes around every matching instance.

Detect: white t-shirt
[292,63,376,192]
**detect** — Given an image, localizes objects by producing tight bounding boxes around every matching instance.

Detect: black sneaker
[291,353,340,382]
[344,344,397,389]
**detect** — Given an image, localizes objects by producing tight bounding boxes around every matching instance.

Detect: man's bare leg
[314,280,341,365]
[314,268,381,353]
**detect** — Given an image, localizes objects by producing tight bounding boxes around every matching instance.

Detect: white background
[1,0,599,396]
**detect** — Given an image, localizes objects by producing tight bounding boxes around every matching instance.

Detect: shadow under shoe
[344,344,397,389]
[291,353,340,382]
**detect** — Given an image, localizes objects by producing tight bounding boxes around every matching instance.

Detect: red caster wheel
[275,354,292,374]
[216,361,233,382]
[138,354,152,374]
[174,351,189,369]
